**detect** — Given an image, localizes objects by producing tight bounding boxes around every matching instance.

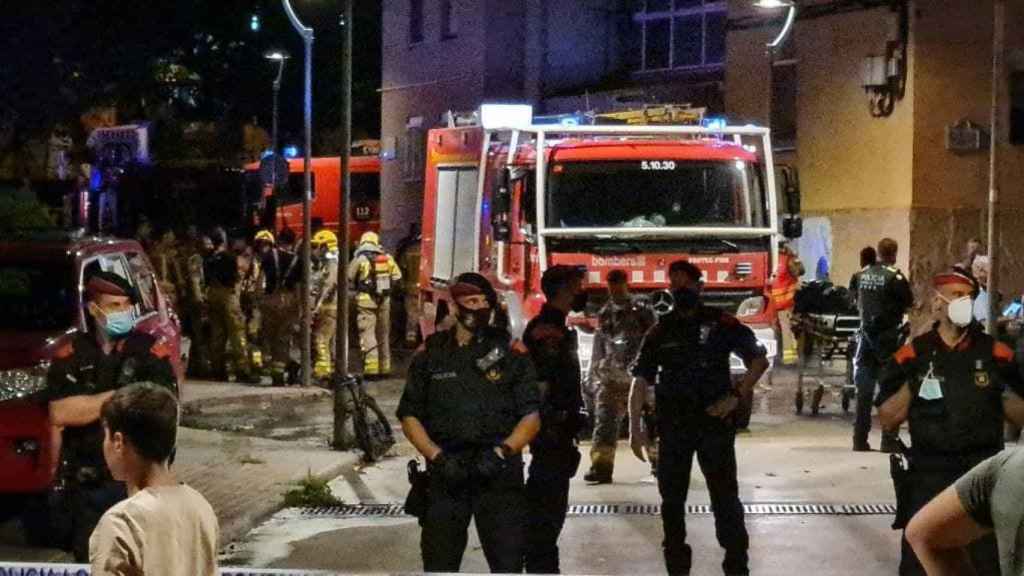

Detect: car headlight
[737,296,766,318]
[0,362,50,403]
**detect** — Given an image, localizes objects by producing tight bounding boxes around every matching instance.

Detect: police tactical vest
[857,263,905,333]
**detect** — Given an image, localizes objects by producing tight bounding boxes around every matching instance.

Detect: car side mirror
[783,215,803,239]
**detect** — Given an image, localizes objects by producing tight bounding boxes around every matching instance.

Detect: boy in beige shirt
[89,382,219,576]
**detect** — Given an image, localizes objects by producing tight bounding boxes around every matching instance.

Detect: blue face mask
[100,309,135,338]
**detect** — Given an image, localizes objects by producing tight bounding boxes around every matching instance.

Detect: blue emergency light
[702,117,728,131]
[283,146,300,158]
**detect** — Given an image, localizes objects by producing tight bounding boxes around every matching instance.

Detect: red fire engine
[244,150,381,244]
[417,105,802,378]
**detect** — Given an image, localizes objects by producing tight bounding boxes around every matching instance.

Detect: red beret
[450,281,483,301]
[933,271,975,290]
[85,271,136,300]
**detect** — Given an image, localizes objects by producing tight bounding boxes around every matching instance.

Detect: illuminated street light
[263,49,290,188]
[753,0,797,50]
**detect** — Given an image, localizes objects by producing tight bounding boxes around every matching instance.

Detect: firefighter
[311,229,341,379]
[629,260,769,576]
[347,231,402,377]
[183,233,213,378]
[583,269,655,485]
[205,228,256,383]
[854,237,913,452]
[522,264,588,574]
[148,229,184,313]
[771,241,804,365]
[255,230,299,386]
[44,271,177,561]
[397,272,541,573]
[396,223,422,346]
[876,269,1024,576]
[238,236,265,372]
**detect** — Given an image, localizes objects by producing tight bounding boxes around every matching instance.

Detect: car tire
[20,494,53,547]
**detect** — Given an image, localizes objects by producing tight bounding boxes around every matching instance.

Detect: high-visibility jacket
[771,252,802,311]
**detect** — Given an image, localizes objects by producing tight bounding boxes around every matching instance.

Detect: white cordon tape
[0,565,336,576]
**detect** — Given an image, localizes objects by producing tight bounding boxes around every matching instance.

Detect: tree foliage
[0,1,381,163]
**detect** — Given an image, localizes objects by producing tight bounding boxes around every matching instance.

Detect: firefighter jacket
[312,252,339,312]
[771,251,804,311]
[261,248,298,296]
[856,263,913,336]
[876,323,1024,461]
[206,250,239,290]
[590,297,656,384]
[347,242,402,309]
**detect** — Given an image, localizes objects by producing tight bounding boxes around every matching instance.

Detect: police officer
[397,273,541,573]
[522,264,588,574]
[584,269,655,484]
[629,260,769,576]
[45,271,177,561]
[877,270,1024,576]
[347,231,402,377]
[311,229,340,379]
[854,237,913,452]
[256,229,299,386]
[205,227,256,383]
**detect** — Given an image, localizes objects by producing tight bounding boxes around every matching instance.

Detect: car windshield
[547,160,767,229]
[0,262,75,331]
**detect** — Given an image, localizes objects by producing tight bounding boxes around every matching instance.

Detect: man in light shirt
[90,383,219,576]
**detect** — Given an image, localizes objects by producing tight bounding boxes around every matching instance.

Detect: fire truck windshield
[547,160,767,230]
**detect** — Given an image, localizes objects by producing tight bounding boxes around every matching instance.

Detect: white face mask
[941,295,974,327]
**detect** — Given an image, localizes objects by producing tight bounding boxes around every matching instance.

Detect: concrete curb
[218,450,362,546]
[181,387,332,413]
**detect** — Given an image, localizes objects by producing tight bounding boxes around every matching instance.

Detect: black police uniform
[397,327,540,573]
[522,303,585,574]
[876,323,1020,576]
[854,262,913,446]
[631,305,766,576]
[45,332,177,561]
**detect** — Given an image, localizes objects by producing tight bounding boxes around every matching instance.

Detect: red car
[0,232,183,539]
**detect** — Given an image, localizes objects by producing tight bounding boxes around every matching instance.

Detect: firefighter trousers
[207,286,252,379]
[261,291,296,383]
[590,377,630,477]
[357,298,391,376]
[659,422,748,576]
[314,305,338,379]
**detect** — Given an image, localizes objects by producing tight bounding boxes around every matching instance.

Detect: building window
[402,118,426,182]
[1011,71,1024,146]
[772,60,798,151]
[409,0,424,44]
[441,0,458,39]
[633,0,727,72]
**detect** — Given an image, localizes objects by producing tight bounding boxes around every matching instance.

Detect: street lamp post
[264,50,290,187]
[333,0,355,450]
[281,0,315,388]
[753,0,797,128]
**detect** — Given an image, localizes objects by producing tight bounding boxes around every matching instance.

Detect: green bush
[282,473,343,508]
[0,195,56,234]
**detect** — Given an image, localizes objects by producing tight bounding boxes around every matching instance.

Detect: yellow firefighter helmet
[359,231,380,246]
[254,229,275,245]
[312,229,339,252]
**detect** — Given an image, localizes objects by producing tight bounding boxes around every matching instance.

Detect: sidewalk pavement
[177,380,358,546]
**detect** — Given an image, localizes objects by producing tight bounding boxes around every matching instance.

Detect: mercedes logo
[650,290,675,317]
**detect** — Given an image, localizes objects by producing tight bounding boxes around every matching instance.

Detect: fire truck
[243,143,382,245]
[417,104,802,381]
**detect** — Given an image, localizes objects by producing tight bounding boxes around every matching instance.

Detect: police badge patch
[975,360,990,388]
